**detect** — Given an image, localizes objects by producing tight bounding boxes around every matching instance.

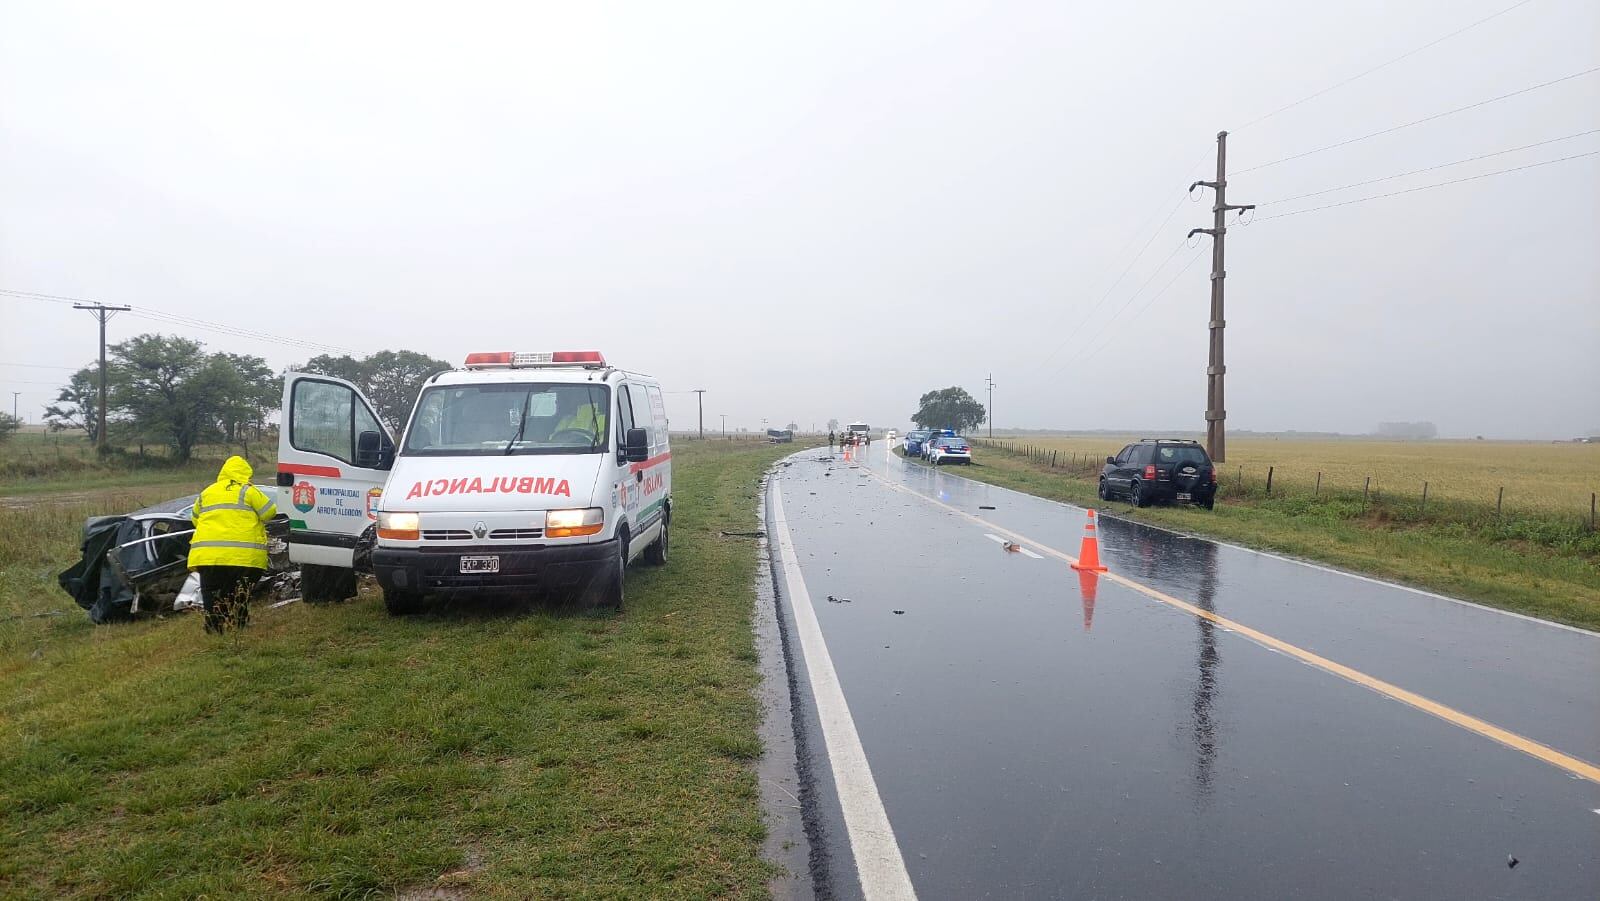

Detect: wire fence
[971,437,1599,535]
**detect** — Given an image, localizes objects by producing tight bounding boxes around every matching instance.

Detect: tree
[0,412,20,442]
[911,387,985,433]
[785,421,799,432]
[43,367,102,440]
[301,350,452,432]
[826,418,839,431]
[111,334,218,463]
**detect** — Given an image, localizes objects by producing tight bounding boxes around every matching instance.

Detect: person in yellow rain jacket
[553,392,607,445]
[187,455,276,633]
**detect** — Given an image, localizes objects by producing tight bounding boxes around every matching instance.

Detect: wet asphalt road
[768,444,1600,900]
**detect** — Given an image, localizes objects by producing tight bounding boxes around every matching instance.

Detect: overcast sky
[3,1,1596,439]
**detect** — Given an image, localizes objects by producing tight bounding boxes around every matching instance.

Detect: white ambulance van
[276,351,671,614]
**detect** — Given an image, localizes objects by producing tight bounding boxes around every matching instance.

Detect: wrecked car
[58,489,294,624]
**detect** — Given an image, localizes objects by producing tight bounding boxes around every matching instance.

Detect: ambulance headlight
[545,507,604,537]
[377,512,421,540]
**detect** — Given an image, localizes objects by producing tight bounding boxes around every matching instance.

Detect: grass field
[0,439,798,899]
[988,435,1600,517]
[899,441,1600,631]
[0,431,273,497]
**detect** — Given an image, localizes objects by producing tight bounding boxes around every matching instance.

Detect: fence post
[1421,481,1428,515]
[1266,466,1274,494]
[1237,465,1243,489]
[1496,486,1503,519]
[1363,476,1370,504]
[1051,450,1057,468]
[1591,492,1596,533]
[1314,471,1321,497]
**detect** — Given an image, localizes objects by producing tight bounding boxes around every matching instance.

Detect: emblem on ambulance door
[292,481,316,513]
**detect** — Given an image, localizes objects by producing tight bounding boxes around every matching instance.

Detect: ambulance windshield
[403,383,610,456]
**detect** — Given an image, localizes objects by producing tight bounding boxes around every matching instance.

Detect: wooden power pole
[1188,132,1253,464]
[73,302,131,454]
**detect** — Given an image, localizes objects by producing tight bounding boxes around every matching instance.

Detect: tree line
[40,333,449,462]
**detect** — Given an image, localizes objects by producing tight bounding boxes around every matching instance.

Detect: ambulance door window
[646,386,668,447]
[628,384,655,452]
[615,382,636,456]
[292,379,356,463]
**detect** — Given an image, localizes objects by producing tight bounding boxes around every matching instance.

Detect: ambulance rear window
[404,383,611,456]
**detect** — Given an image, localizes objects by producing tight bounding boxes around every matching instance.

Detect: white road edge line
[983,533,1007,544]
[1018,547,1043,559]
[771,483,918,901]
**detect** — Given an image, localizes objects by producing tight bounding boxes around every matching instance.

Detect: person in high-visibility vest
[187,455,276,633]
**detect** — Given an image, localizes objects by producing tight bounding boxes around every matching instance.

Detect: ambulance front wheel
[383,587,425,616]
[588,531,627,612]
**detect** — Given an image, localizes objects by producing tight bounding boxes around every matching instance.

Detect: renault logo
[473,521,488,539]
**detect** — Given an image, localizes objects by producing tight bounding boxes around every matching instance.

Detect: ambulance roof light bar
[464,351,607,369]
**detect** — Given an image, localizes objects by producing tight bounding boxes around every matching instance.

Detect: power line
[1232,0,1540,132]
[1254,128,1600,206]
[1079,248,1209,367]
[1255,149,1600,221]
[1041,239,1191,377]
[1,287,357,355]
[0,361,81,370]
[1234,65,1600,175]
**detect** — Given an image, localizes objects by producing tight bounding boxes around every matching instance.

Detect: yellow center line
[869,464,1600,784]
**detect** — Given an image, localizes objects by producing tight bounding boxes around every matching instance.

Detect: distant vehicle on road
[1099,438,1216,509]
[886,429,897,442]
[927,436,972,466]
[766,429,794,444]
[846,422,870,445]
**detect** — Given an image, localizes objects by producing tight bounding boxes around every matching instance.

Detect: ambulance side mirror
[621,428,650,463]
[356,430,393,470]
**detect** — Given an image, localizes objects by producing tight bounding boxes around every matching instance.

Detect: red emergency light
[464,351,608,369]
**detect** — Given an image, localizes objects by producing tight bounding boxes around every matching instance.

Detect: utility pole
[1187,131,1253,464]
[11,392,19,422]
[73,302,131,454]
[985,373,996,438]
[692,388,706,439]
[720,414,727,436]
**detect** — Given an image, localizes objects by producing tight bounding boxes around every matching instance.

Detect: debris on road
[979,505,996,510]
[893,609,905,615]
[826,595,852,604]
[1002,540,1021,553]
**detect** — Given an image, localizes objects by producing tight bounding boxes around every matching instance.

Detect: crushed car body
[57,489,293,623]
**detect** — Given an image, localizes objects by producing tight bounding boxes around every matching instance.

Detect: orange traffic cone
[1070,509,1109,572]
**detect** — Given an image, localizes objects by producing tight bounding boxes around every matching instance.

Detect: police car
[277,351,671,614]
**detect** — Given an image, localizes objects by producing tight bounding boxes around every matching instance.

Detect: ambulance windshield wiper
[503,391,532,455]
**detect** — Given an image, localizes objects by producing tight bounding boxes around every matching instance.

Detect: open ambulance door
[277,372,395,600]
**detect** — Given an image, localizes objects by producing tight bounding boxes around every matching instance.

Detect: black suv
[1099,439,1217,509]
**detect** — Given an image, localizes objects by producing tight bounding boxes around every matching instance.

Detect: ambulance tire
[383,587,425,616]
[588,528,627,612]
[644,515,669,566]
[302,564,357,604]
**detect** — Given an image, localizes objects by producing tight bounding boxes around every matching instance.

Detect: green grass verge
[0,439,803,899]
[898,448,1600,632]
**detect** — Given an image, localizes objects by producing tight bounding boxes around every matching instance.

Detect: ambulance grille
[489,528,545,540]
[422,529,472,541]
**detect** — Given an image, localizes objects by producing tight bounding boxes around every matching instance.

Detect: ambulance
[276,351,671,614]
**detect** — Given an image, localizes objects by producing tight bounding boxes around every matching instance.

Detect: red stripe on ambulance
[279,463,342,477]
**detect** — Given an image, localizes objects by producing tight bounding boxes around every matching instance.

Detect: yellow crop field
[989,435,1600,516]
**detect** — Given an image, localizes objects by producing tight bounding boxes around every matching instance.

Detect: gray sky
[3,1,1596,439]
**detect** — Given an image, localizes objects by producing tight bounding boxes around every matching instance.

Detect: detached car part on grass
[57,488,294,624]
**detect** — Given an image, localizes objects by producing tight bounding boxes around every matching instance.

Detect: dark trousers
[198,565,263,632]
